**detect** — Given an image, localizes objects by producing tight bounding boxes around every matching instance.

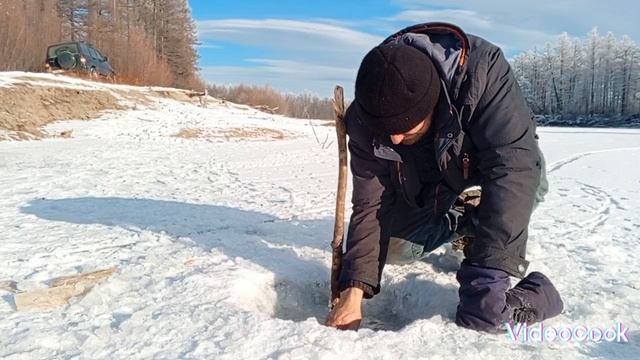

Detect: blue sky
[190,0,639,97]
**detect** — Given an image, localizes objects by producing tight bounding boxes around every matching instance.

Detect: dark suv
[45,41,115,78]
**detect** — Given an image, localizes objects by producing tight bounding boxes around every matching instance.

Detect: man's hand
[325,287,363,330]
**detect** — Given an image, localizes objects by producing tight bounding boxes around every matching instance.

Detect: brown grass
[172,128,204,139]
[0,83,125,140]
[207,83,337,120]
[221,127,288,140]
[172,127,290,140]
[0,77,212,141]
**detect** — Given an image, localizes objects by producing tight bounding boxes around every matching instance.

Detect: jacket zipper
[434,183,440,213]
[462,153,470,180]
[396,161,411,204]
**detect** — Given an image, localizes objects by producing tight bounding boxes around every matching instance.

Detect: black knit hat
[354,43,441,135]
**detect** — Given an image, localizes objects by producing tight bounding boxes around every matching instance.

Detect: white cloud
[195,18,384,96]
[200,59,357,97]
[197,18,382,57]
[387,9,493,29]
[246,59,355,78]
[392,1,640,44]
[196,44,222,49]
[384,9,559,53]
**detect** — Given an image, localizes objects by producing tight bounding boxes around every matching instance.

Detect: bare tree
[207,83,336,120]
[1,0,201,88]
[0,0,63,71]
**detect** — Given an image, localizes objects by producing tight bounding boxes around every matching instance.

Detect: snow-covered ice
[0,73,638,359]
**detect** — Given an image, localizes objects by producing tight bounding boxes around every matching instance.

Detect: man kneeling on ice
[325,22,563,332]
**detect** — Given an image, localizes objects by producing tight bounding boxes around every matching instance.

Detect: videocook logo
[506,322,630,343]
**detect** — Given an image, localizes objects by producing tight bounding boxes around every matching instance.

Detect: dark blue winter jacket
[339,23,562,331]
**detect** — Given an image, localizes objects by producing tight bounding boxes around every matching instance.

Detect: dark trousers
[385,146,548,265]
[385,186,459,265]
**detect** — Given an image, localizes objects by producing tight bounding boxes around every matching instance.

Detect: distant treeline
[0,0,202,89]
[207,84,338,120]
[209,30,640,121]
[512,29,640,118]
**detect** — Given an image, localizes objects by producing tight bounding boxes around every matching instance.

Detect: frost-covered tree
[511,28,640,118]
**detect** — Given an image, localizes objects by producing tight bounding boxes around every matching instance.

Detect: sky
[189,0,640,98]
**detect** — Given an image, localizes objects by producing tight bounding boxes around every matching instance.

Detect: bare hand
[325,287,363,330]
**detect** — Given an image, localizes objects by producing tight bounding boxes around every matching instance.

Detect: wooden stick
[330,85,347,309]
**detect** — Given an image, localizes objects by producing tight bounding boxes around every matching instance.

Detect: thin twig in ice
[309,120,320,144]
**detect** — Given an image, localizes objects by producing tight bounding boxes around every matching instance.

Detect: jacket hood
[383,22,470,100]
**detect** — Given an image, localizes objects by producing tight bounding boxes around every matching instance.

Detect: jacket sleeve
[464,47,542,278]
[339,106,397,298]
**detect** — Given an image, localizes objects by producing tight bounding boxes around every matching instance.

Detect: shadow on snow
[21,196,458,331]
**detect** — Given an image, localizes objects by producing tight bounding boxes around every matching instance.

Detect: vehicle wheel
[89,67,98,79]
[56,51,76,70]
